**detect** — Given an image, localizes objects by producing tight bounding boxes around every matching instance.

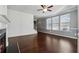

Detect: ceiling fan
[37,5,53,13]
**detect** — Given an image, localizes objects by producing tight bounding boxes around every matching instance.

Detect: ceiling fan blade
[37,9,43,11]
[47,9,52,11]
[41,5,44,8]
[48,5,53,8]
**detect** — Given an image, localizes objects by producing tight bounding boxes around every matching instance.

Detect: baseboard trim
[38,31,77,39]
[8,33,37,39]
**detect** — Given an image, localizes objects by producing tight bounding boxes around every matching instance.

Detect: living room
[0,5,78,53]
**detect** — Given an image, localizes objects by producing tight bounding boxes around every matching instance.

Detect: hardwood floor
[7,32,77,53]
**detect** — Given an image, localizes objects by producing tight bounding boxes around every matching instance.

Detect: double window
[46,13,70,31]
[52,16,59,30]
[46,18,51,30]
[60,14,70,31]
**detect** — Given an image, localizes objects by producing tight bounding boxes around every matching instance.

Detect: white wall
[70,10,77,28]
[0,5,7,15]
[7,9,37,37]
[78,6,79,52]
[0,5,8,24]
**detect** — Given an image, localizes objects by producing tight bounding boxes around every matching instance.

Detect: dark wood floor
[7,32,77,53]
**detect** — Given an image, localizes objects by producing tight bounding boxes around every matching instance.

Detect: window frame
[60,13,71,31]
[46,12,71,32]
[46,18,52,30]
[52,16,60,30]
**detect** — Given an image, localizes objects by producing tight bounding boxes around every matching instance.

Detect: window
[46,18,51,30]
[60,14,70,31]
[52,16,59,30]
[46,13,71,31]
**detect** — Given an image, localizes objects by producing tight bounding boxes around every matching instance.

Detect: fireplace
[0,29,6,53]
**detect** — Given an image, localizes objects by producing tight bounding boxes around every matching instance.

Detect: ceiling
[7,5,77,18]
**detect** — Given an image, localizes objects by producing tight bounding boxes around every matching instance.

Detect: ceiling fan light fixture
[37,5,53,13]
[43,8,47,12]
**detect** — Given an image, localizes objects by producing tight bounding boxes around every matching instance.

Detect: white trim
[39,31,77,39]
[17,41,20,53]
